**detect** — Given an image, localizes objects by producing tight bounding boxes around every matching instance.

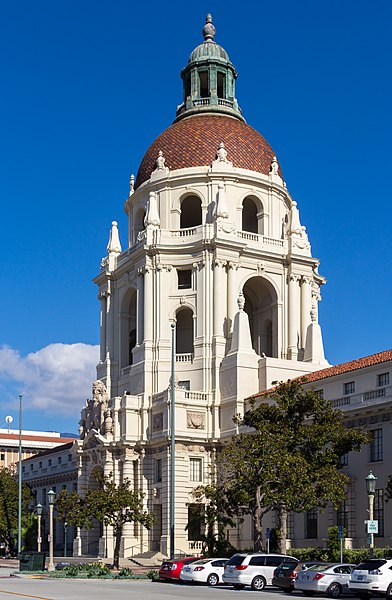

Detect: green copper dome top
[175,15,243,122]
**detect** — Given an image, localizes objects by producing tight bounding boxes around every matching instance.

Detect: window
[199,71,208,98]
[42,488,46,504]
[217,72,226,98]
[177,270,192,289]
[286,512,294,539]
[374,489,384,537]
[340,452,349,467]
[58,456,62,464]
[22,466,25,473]
[48,459,52,467]
[39,461,42,469]
[249,556,265,566]
[30,464,33,470]
[68,454,72,462]
[187,504,204,540]
[178,380,190,391]
[0,453,5,461]
[266,556,286,567]
[369,429,383,462]
[155,458,162,483]
[305,509,318,539]
[315,389,324,399]
[378,373,389,387]
[344,381,355,395]
[190,458,203,482]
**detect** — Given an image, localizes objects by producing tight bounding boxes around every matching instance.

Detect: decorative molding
[152,413,163,431]
[187,411,205,429]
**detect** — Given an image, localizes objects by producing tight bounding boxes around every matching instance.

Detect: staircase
[128,550,167,568]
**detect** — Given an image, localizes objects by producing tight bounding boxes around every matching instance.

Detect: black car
[272,560,326,592]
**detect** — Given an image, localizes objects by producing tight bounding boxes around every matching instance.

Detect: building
[75,14,331,559]
[1,429,76,471]
[22,442,78,555]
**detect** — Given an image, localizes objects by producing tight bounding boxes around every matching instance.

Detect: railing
[218,99,234,108]
[128,540,150,557]
[171,227,197,237]
[188,541,203,552]
[193,98,210,106]
[176,353,193,363]
[236,231,285,247]
[185,391,209,401]
[331,386,390,408]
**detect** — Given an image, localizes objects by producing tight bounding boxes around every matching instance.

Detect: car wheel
[207,573,219,586]
[251,575,267,591]
[386,584,392,599]
[233,583,246,590]
[327,583,342,598]
[302,592,316,596]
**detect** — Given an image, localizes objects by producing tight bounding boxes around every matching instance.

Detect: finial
[155,150,166,171]
[237,291,245,312]
[202,13,216,43]
[216,142,228,162]
[129,174,135,196]
[270,155,279,175]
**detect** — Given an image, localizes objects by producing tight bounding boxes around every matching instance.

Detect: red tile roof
[135,114,280,188]
[0,433,75,444]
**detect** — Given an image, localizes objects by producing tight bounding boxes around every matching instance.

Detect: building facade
[76,15,330,559]
[1,429,75,471]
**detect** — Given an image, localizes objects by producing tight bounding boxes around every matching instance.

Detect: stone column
[287,273,300,360]
[226,261,238,334]
[99,293,107,362]
[213,259,225,337]
[143,263,153,343]
[99,452,114,559]
[300,276,312,349]
[120,452,140,557]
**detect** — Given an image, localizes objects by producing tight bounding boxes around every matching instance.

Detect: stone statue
[155,150,166,170]
[79,380,109,439]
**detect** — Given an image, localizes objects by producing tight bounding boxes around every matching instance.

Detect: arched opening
[133,208,146,243]
[176,307,194,355]
[242,196,264,235]
[243,277,277,357]
[120,289,137,368]
[180,196,202,229]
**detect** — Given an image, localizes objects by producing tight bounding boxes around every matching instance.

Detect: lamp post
[36,503,43,552]
[365,470,377,557]
[170,321,176,560]
[64,521,68,558]
[47,489,56,571]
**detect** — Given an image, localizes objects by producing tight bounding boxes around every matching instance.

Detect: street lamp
[64,521,68,557]
[36,503,43,552]
[365,470,377,557]
[47,489,56,571]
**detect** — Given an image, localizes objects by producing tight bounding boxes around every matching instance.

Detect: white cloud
[0,343,99,416]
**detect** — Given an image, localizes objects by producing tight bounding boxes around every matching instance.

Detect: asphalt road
[0,578,313,600]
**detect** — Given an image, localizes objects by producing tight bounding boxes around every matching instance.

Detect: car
[348,558,392,598]
[272,560,327,593]
[159,556,200,582]
[294,563,356,598]
[180,557,229,586]
[223,552,297,591]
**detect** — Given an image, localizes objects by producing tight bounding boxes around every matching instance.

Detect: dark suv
[272,560,326,592]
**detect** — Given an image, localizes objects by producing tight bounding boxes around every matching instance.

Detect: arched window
[120,290,137,368]
[133,208,146,243]
[176,308,194,355]
[180,196,202,229]
[242,196,264,235]
[243,277,277,358]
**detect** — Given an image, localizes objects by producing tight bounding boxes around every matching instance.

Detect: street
[0,578,316,600]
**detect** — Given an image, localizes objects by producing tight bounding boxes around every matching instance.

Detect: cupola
[175,14,243,122]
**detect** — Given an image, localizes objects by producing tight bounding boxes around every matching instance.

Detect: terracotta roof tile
[135,114,280,188]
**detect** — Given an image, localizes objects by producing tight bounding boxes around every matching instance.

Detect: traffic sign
[338,525,344,539]
[266,527,271,539]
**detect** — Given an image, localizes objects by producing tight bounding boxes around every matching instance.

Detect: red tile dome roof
[135,114,280,188]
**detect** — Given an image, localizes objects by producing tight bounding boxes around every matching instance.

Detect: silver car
[294,563,356,598]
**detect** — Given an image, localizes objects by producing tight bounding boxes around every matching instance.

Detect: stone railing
[237,231,285,248]
[185,391,209,402]
[176,353,193,363]
[331,386,390,409]
[193,98,210,106]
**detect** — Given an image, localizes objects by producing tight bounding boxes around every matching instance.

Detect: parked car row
[159,553,392,597]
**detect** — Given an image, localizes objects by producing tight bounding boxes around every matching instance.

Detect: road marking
[0,590,54,600]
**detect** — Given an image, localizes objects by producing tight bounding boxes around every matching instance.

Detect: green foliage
[116,567,135,578]
[56,469,155,569]
[86,562,111,578]
[146,569,159,580]
[288,545,392,563]
[0,468,34,555]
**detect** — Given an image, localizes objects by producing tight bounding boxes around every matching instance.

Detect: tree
[0,468,34,555]
[207,380,369,552]
[56,469,154,569]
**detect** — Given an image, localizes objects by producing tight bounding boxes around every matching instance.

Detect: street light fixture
[36,503,43,552]
[365,470,377,557]
[47,489,56,571]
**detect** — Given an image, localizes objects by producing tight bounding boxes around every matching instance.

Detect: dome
[188,42,230,64]
[135,114,280,189]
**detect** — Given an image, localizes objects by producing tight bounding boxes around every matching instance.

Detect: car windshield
[226,554,246,566]
[356,560,387,571]
[278,561,298,571]
[191,559,210,565]
[306,564,334,572]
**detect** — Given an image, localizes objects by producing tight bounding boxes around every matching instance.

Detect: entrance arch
[242,276,277,357]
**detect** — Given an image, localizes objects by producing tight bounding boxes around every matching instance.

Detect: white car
[180,557,228,586]
[223,552,296,590]
[349,558,392,598]
[294,563,355,597]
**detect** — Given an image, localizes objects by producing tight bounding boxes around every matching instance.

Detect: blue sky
[1,0,391,434]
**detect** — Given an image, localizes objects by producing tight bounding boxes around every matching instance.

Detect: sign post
[266,527,270,554]
[338,525,344,562]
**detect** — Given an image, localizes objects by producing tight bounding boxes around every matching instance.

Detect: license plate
[357,575,364,581]
[278,574,284,577]
[184,567,190,572]
[229,567,234,573]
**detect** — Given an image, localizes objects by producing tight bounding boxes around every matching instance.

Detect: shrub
[146,569,159,580]
[86,562,111,578]
[116,567,134,579]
